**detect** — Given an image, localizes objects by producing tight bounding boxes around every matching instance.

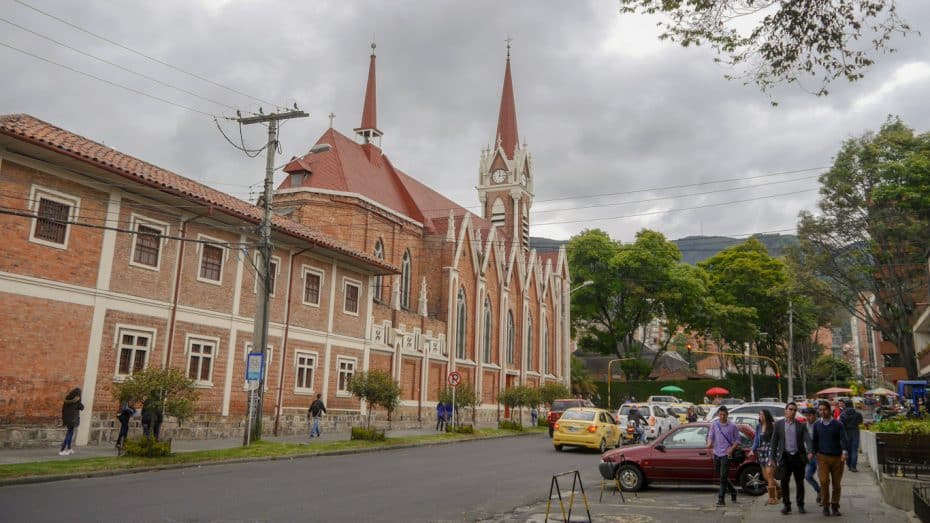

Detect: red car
[547,398,595,437]
[598,422,766,496]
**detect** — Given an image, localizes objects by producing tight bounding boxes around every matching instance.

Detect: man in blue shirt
[813,400,849,517]
[706,405,740,507]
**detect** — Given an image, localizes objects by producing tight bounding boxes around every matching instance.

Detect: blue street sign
[246,352,264,381]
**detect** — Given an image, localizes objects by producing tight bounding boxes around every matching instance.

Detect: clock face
[491,169,507,184]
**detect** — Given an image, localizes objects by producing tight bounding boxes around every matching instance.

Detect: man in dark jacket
[628,406,647,444]
[813,400,849,516]
[769,402,808,514]
[838,399,863,472]
[141,392,164,441]
[308,394,326,438]
[60,387,84,456]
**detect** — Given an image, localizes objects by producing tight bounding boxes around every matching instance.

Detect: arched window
[400,249,411,309]
[506,311,515,364]
[526,313,533,370]
[455,287,467,359]
[542,315,549,374]
[373,239,384,302]
[482,297,492,363]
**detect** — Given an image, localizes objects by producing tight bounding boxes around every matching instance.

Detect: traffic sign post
[243,353,265,446]
[448,371,461,428]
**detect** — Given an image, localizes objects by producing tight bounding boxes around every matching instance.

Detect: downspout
[419,314,425,422]
[165,210,212,367]
[274,247,310,436]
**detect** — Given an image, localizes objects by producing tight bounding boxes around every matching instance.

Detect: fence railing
[914,485,930,523]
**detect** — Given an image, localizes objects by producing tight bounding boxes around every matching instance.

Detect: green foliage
[618,0,913,98]
[122,436,172,458]
[809,355,854,385]
[498,420,524,431]
[869,419,930,435]
[599,376,783,407]
[445,424,474,434]
[797,117,930,379]
[350,426,387,441]
[619,359,652,380]
[497,385,539,427]
[347,370,402,429]
[537,382,571,407]
[570,356,598,399]
[110,368,199,423]
[438,383,480,423]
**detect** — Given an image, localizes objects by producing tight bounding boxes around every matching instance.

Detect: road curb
[0,430,543,487]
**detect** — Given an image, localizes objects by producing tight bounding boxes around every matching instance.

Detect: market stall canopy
[660,385,685,393]
[816,387,852,395]
[706,386,729,396]
[865,387,898,396]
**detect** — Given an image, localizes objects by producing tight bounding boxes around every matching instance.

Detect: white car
[616,404,674,440]
[704,402,787,422]
[646,395,681,405]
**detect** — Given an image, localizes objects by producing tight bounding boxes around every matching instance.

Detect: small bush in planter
[351,427,386,441]
[122,436,172,457]
[445,424,474,434]
[498,420,524,431]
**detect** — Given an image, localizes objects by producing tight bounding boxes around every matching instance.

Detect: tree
[618,0,913,98]
[651,263,709,365]
[796,117,930,379]
[537,382,571,407]
[809,354,854,385]
[438,383,480,425]
[570,356,598,399]
[110,368,200,423]
[497,385,536,427]
[347,370,401,429]
[619,359,652,380]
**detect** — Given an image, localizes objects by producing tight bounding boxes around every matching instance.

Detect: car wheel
[616,464,644,492]
[738,465,767,496]
[554,444,563,452]
[598,438,607,453]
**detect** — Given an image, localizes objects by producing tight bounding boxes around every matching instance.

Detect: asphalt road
[1,434,617,523]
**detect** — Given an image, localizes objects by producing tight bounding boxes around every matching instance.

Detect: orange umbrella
[706,386,729,396]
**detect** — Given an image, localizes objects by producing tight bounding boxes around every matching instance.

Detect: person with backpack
[115,402,135,449]
[838,399,863,472]
[308,394,326,438]
[59,387,83,456]
[436,402,447,432]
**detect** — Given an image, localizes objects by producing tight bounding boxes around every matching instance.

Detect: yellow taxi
[667,403,693,424]
[552,407,622,453]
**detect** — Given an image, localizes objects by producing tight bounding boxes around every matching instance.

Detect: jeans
[116,420,130,446]
[780,453,806,508]
[714,455,737,499]
[817,454,845,509]
[61,426,75,451]
[310,416,322,437]
[846,431,860,470]
[805,457,820,493]
[436,415,446,431]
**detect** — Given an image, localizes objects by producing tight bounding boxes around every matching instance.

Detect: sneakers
[716,497,726,507]
[58,450,67,456]
[832,506,842,517]
[67,449,74,455]
[823,507,831,516]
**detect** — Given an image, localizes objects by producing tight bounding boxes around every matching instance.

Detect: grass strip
[0,427,544,480]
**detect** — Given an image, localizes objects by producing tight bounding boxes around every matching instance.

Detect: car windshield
[560,410,596,422]
[552,400,577,411]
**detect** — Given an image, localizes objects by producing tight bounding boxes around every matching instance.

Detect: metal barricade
[914,485,930,523]
[544,470,592,523]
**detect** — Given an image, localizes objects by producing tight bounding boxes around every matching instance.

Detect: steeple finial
[495,38,519,159]
[355,41,383,143]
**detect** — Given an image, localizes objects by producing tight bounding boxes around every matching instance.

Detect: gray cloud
[2,0,928,243]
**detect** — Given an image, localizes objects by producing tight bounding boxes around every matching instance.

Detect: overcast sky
[3,0,929,243]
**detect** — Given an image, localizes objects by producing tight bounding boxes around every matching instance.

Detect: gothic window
[526,313,533,370]
[482,297,493,363]
[506,310,515,364]
[491,198,505,227]
[455,287,467,359]
[401,249,412,309]
[542,315,549,374]
[373,239,384,302]
[521,203,529,250]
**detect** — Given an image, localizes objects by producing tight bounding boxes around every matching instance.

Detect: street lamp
[571,280,594,294]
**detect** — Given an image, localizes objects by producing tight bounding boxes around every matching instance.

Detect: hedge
[595,375,785,409]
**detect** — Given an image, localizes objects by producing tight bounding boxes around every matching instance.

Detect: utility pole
[788,299,794,402]
[238,108,308,445]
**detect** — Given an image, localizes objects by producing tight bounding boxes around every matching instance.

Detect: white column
[221,235,247,416]
[321,259,338,404]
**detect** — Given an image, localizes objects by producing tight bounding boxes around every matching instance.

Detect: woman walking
[749,408,778,505]
[59,387,83,456]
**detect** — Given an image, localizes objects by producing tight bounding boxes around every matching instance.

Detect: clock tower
[477,42,533,252]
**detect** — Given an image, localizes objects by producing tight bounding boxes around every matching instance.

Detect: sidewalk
[745,460,910,522]
[0,427,441,465]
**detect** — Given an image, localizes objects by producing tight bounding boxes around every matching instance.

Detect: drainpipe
[274,247,310,436]
[165,210,212,367]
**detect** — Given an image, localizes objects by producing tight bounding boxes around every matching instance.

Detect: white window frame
[243,343,273,391]
[28,185,80,250]
[293,350,318,394]
[128,213,170,271]
[185,334,219,387]
[253,254,281,297]
[300,266,325,307]
[112,324,156,380]
[336,356,357,397]
[196,234,228,285]
[343,277,362,316]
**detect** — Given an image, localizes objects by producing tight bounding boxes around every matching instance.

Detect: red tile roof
[0,114,397,274]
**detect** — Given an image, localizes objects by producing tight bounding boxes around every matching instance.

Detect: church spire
[355,42,382,144]
[495,38,519,159]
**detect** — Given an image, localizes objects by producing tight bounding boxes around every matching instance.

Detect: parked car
[758,397,779,403]
[719,398,745,406]
[553,407,622,453]
[704,402,786,422]
[547,398,595,437]
[647,395,681,405]
[616,404,674,440]
[598,422,766,496]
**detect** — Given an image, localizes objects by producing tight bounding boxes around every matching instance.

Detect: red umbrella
[706,386,729,396]
[816,387,852,395]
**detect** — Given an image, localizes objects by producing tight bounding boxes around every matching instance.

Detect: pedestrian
[115,401,135,449]
[749,409,778,505]
[770,402,807,514]
[445,402,455,427]
[801,407,822,505]
[530,406,539,426]
[141,391,164,441]
[436,401,446,432]
[704,395,710,405]
[308,394,326,438]
[686,406,699,423]
[838,399,863,473]
[813,399,849,517]
[59,387,83,456]
[706,405,739,507]
[628,405,647,444]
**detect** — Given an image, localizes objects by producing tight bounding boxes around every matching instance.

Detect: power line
[12,0,282,110]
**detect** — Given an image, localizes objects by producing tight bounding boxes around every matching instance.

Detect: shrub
[445,424,474,434]
[347,370,401,429]
[122,436,172,457]
[538,417,548,428]
[498,420,524,431]
[350,426,386,441]
[870,419,930,435]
